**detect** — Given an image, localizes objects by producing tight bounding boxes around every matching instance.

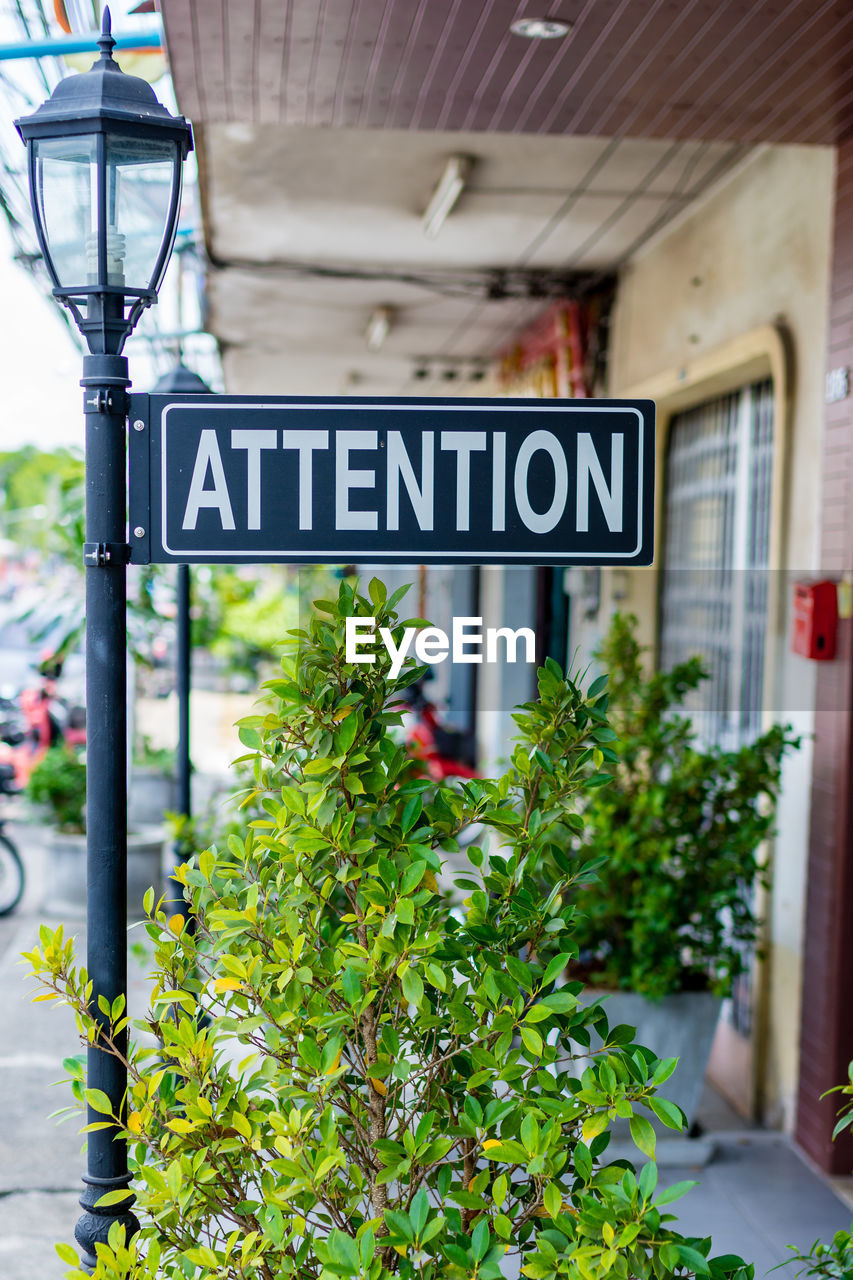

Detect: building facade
[158,0,853,1172]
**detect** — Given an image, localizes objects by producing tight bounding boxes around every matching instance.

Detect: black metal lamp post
[151,363,211,922]
[15,11,192,1270]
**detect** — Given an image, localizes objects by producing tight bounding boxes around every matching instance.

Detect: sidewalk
[0,820,850,1279]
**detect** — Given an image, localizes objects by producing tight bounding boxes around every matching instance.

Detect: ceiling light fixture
[365,305,393,351]
[422,154,472,239]
[510,17,572,39]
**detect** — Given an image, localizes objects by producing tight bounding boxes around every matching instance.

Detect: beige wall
[580,144,836,1130]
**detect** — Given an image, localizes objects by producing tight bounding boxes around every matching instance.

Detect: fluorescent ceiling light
[366,306,393,351]
[510,18,572,39]
[422,154,472,239]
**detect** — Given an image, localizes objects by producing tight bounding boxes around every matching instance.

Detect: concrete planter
[43,826,166,920]
[581,989,724,1132]
[128,767,177,828]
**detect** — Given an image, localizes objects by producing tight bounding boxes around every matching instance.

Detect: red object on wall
[792,580,838,660]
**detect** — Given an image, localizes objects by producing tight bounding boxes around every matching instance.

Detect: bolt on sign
[128,396,654,566]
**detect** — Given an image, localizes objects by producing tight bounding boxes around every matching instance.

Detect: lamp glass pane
[33,135,97,289]
[106,135,178,293]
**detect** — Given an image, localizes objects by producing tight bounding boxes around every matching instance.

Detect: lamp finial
[97,6,117,63]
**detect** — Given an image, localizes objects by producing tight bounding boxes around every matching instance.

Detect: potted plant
[26,743,86,834]
[563,612,799,1129]
[30,582,751,1280]
[27,744,165,918]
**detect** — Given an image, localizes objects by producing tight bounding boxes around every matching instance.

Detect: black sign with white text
[128,395,654,566]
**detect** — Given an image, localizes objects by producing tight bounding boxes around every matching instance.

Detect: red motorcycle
[6,655,86,785]
[402,679,478,780]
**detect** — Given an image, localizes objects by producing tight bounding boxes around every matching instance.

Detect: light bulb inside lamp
[86,227,127,286]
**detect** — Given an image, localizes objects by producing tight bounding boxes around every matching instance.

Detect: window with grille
[658,378,775,1038]
[659,378,774,750]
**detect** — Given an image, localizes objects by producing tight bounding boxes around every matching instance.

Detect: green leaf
[388,583,411,610]
[588,673,609,698]
[506,956,533,991]
[542,953,573,986]
[629,1114,656,1159]
[368,577,387,606]
[471,1217,490,1262]
[304,759,334,778]
[652,1056,679,1085]
[646,1095,685,1131]
[401,795,423,833]
[494,1214,512,1240]
[401,859,427,894]
[654,1179,698,1206]
[421,1216,445,1245]
[525,1004,553,1024]
[359,1227,376,1267]
[675,1244,711,1275]
[543,1182,561,1219]
[55,1242,80,1265]
[94,1188,136,1208]
[327,1227,360,1274]
[480,1139,528,1163]
[410,1187,429,1237]
[402,967,424,1007]
[337,712,358,753]
[384,1209,414,1242]
[425,962,448,991]
[710,1255,751,1273]
[582,1112,608,1143]
[279,787,305,815]
[539,990,576,1014]
[638,1159,658,1200]
[574,1140,592,1181]
[84,1088,113,1116]
[520,1026,543,1056]
[341,966,361,1007]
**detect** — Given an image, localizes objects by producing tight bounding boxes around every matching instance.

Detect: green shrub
[567,613,799,999]
[26,744,86,833]
[30,583,752,1280]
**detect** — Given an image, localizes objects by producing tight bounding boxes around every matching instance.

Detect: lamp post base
[75,1175,139,1274]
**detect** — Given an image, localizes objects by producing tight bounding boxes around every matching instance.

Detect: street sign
[128,395,654,566]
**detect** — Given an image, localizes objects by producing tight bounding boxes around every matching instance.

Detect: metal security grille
[659,379,774,749]
[658,378,775,1038]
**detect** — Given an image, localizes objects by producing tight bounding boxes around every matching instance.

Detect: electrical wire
[210,253,607,303]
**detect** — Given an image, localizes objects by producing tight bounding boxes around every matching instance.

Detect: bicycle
[0,762,24,916]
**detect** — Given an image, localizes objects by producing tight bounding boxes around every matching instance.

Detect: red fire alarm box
[792,580,838,660]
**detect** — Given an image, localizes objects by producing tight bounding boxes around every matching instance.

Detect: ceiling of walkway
[163,0,853,144]
[198,126,747,395]
[160,0,853,395]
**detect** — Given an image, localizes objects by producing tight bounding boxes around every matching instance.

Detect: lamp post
[15,10,192,1269]
[151,363,211,921]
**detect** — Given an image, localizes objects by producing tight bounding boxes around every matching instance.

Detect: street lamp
[15,7,190,356]
[15,9,192,1271]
